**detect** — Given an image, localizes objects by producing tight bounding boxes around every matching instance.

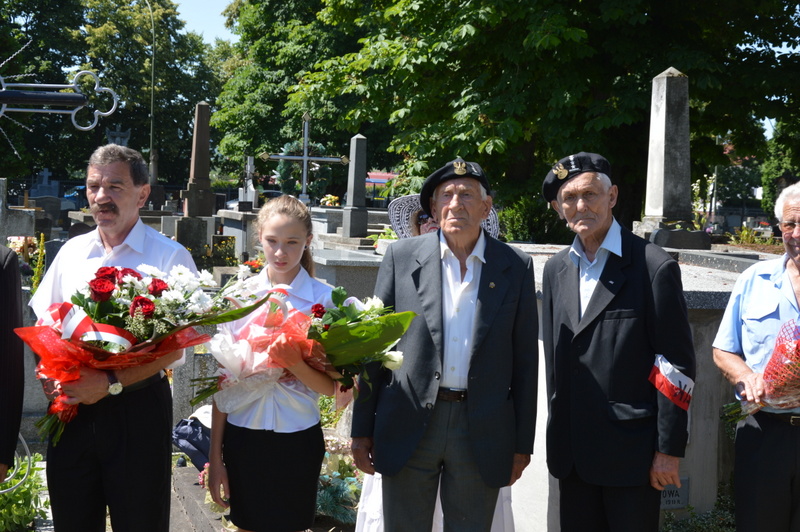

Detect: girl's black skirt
[223,421,325,532]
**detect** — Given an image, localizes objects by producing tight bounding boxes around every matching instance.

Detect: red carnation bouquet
[191,286,415,411]
[16,264,268,444]
[722,319,800,423]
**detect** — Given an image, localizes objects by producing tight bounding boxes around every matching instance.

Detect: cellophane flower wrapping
[722,319,800,423]
[193,285,416,410]
[16,265,270,444]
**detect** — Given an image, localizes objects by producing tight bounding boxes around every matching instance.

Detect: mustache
[91,202,118,215]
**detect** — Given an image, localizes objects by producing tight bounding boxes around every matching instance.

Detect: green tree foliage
[0,0,225,186]
[211,0,397,197]
[0,0,86,182]
[761,120,800,218]
[77,0,223,183]
[286,0,800,225]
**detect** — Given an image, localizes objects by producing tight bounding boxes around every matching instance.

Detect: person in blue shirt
[714,181,800,532]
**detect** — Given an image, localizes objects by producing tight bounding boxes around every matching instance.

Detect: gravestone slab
[342,134,368,238]
[29,196,61,226]
[44,239,66,271]
[650,228,711,250]
[148,184,166,211]
[175,217,209,256]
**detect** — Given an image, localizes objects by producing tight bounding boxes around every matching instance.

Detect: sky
[174,0,237,45]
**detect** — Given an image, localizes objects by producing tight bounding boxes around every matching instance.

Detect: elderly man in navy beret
[541,152,696,531]
[352,157,539,531]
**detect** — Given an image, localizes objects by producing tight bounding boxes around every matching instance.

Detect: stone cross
[39,168,51,184]
[180,102,215,217]
[259,112,348,204]
[342,134,368,238]
[106,125,131,146]
[642,67,693,226]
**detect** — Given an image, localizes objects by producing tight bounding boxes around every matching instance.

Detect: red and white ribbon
[40,302,138,350]
[648,353,694,411]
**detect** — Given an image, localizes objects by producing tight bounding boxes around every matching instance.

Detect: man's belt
[760,411,800,426]
[437,388,468,402]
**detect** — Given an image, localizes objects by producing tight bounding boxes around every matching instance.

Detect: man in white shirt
[30,144,196,532]
[351,157,539,532]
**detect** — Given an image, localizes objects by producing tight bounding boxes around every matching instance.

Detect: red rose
[117,268,142,282]
[311,304,326,318]
[148,279,169,297]
[129,296,156,318]
[88,278,115,302]
[95,267,118,281]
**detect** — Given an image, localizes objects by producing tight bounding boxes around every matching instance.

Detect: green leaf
[320,311,417,365]
[331,286,348,307]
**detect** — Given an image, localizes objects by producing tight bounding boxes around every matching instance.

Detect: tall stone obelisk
[640,67,693,231]
[181,101,215,217]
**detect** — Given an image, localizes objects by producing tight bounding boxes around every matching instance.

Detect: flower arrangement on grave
[243,253,264,274]
[317,433,361,524]
[191,284,415,410]
[15,265,269,444]
[722,319,800,423]
[320,194,340,207]
[7,234,46,291]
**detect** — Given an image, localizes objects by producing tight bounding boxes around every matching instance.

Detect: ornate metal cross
[259,112,349,203]
[0,70,118,131]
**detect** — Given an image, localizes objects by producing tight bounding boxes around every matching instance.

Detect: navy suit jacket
[351,231,539,488]
[542,228,696,486]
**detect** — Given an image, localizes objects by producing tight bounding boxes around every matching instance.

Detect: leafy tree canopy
[284,0,800,225]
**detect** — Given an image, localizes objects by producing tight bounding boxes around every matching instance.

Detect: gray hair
[87,144,149,186]
[595,172,612,191]
[774,182,800,220]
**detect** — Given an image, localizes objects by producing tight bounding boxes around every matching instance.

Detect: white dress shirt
[568,218,623,318]
[439,231,486,390]
[221,267,334,432]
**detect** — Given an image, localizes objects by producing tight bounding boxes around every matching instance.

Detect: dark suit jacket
[351,231,539,488]
[542,228,695,487]
[0,244,24,467]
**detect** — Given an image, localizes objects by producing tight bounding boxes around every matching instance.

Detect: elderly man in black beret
[351,157,539,531]
[541,152,696,531]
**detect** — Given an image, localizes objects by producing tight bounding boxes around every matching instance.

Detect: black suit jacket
[352,231,539,488]
[542,228,695,486]
[0,245,24,467]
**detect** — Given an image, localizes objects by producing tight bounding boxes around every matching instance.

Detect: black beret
[541,152,612,202]
[419,157,491,217]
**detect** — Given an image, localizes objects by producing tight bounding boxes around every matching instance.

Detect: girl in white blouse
[207,195,335,532]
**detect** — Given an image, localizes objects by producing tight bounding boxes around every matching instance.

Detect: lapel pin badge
[489,282,495,288]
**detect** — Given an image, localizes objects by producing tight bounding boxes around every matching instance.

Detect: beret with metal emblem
[541,152,612,202]
[419,157,491,217]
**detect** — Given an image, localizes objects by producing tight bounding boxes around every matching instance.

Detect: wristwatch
[107,371,123,396]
